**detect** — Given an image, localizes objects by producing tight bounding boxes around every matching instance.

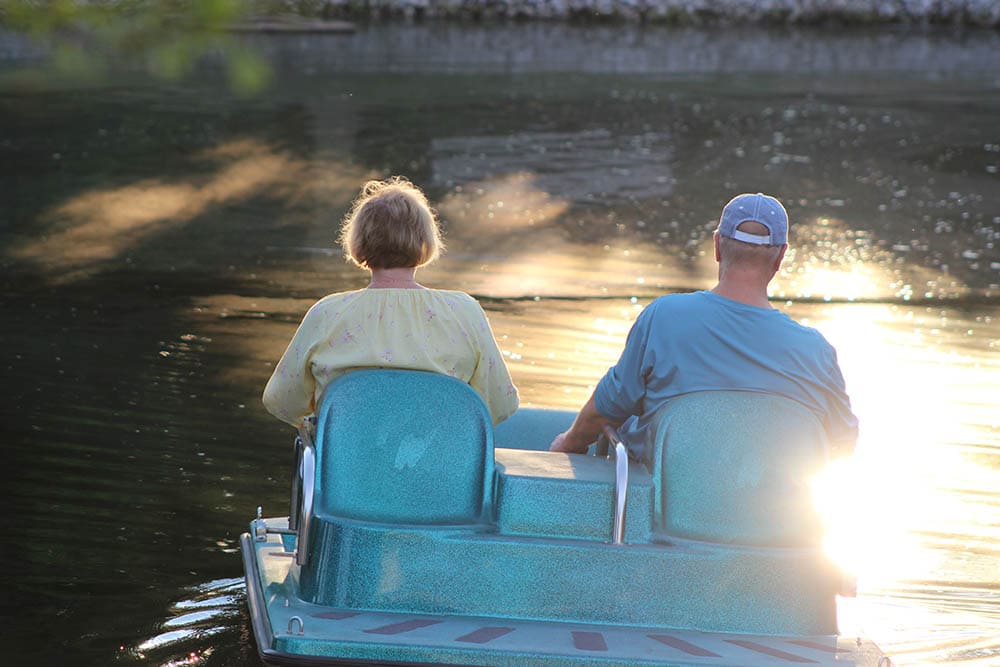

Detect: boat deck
[242,531,887,666]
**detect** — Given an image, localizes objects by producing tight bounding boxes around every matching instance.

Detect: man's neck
[711,279,773,309]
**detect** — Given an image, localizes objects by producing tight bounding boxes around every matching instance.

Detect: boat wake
[127,578,254,667]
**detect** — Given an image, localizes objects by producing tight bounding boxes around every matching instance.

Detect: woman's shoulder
[308,287,483,320]
[421,289,490,326]
[304,289,365,317]
[423,288,479,306]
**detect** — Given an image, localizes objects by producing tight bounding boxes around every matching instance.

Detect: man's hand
[549,393,616,454]
[549,431,585,453]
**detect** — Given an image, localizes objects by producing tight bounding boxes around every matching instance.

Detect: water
[1,23,998,667]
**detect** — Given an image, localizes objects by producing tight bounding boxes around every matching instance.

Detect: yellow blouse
[262,288,519,427]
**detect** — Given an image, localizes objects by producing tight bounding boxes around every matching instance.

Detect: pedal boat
[241,369,890,666]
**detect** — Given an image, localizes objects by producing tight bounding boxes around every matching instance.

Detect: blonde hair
[339,177,444,270]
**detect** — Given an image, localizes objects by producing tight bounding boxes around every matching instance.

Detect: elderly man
[550,193,858,456]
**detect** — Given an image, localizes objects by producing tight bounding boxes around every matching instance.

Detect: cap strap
[731,229,772,245]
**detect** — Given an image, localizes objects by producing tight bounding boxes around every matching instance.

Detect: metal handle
[295,444,315,566]
[289,436,303,531]
[290,417,316,532]
[601,425,629,545]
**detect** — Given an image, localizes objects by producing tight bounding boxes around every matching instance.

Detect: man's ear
[774,244,788,271]
[713,231,721,263]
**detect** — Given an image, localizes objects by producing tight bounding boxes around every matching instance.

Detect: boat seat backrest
[648,390,829,547]
[313,370,494,524]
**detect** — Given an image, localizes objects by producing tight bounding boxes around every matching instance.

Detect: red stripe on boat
[311,611,360,620]
[363,619,443,635]
[455,627,515,644]
[572,631,608,651]
[726,640,818,663]
[788,640,849,653]
[648,634,721,657]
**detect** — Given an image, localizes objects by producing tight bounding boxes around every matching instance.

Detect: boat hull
[242,527,886,667]
[241,377,890,666]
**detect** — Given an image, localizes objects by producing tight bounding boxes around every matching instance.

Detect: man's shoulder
[630,292,715,329]
[647,290,709,312]
[774,313,836,355]
[777,312,827,338]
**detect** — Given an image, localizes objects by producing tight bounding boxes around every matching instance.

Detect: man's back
[593,291,857,449]
[550,193,857,456]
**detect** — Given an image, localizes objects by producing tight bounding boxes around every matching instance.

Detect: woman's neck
[368,267,423,289]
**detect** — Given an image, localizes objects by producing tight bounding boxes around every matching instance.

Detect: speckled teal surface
[254,376,856,665]
[495,449,653,542]
[647,391,829,546]
[247,528,884,666]
[494,407,575,451]
[300,517,837,634]
[313,369,494,524]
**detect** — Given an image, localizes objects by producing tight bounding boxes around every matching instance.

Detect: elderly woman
[263,177,519,427]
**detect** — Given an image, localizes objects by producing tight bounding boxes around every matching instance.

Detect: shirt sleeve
[262,303,322,428]
[822,347,859,453]
[467,301,519,425]
[593,304,654,423]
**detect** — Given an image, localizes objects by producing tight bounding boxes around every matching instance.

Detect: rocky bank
[270,0,1000,27]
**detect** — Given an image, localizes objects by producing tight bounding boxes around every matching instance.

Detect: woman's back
[263,287,517,426]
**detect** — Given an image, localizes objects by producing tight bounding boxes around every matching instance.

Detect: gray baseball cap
[718,193,788,246]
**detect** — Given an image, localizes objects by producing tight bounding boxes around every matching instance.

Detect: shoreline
[248,1,1000,28]
[4,22,1000,76]
[1,2,998,29]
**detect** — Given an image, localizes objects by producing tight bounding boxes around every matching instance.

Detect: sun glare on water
[804,300,995,599]
[775,230,969,597]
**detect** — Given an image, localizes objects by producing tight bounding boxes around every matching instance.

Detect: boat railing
[293,418,316,566]
[254,418,316,565]
[596,424,629,545]
[288,416,315,532]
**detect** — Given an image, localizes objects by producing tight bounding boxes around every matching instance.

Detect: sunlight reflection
[11,139,368,281]
[431,129,675,203]
[137,627,225,653]
[426,173,700,298]
[839,595,1000,666]
[498,300,642,409]
[775,216,969,301]
[804,303,999,597]
[426,240,685,299]
[438,172,570,233]
[778,265,884,302]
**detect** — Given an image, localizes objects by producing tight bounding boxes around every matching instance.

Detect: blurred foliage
[0,0,273,94]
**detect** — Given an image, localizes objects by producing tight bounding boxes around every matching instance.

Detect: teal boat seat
[312,369,494,524]
[647,390,829,546]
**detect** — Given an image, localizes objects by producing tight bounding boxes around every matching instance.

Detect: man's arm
[822,343,859,458]
[551,300,654,453]
[549,393,616,454]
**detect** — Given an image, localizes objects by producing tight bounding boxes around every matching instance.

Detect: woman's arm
[468,302,519,425]
[262,306,321,427]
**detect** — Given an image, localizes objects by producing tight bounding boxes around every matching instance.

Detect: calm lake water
[1,23,998,667]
